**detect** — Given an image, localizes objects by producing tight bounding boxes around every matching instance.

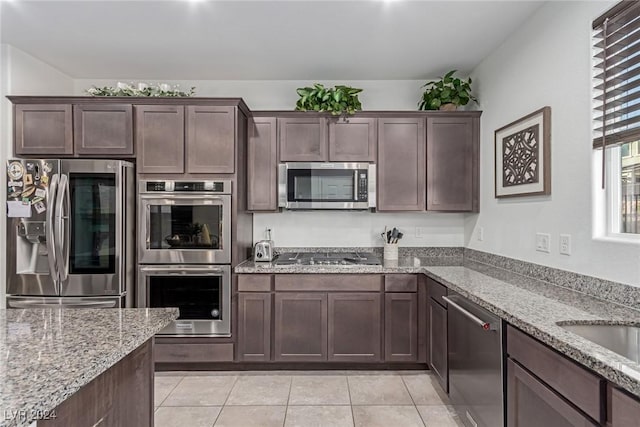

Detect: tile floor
[154,371,464,427]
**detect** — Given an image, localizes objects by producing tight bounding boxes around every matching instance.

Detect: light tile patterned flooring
[154,371,464,427]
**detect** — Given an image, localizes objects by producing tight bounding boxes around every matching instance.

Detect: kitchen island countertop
[0,308,178,427]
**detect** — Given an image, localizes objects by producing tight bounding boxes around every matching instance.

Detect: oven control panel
[141,180,232,194]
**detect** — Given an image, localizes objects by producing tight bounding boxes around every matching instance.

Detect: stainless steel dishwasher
[443,292,504,427]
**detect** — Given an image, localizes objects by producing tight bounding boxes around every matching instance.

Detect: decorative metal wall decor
[495,106,551,198]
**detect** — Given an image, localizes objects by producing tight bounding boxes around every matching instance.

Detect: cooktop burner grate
[272,252,381,266]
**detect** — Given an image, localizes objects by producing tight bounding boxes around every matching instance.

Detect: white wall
[253,211,466,247]
[467,1,640,286]
[74,79,427,111]
[0,45,75,308]
[76,77,468,248]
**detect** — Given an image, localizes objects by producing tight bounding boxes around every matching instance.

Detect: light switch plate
[477,227,484,241]
[536,233,551,253]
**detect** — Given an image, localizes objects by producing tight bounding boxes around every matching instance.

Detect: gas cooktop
[272,252,382,266]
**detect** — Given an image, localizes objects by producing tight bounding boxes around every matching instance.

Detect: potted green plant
[295,84,363,115]
[418,70,477,111]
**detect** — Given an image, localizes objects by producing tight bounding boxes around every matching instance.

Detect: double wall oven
[137,180,232,336]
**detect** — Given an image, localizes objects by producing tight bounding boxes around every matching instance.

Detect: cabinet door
[377,117,426,211]
[328,117,377,162]
[238,293,272,362]
[136,105,185,174]
[73,104,133,156]
[328,293,381,362]
[274,293,327,362]
[186,105,235,173]
[278,117,328,162]
[610,386,640,427]
[427,115,477,212]
[507,359,598,427]
[247,117,278,211]
[14,103,73,155]
[429,298,448,392]
[385,292,418,362]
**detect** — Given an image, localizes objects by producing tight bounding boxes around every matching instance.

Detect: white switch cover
[536,233,551,253]
[560,234,571,255]
[477,227,484,241]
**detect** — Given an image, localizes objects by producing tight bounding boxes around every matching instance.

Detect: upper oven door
[139,194,231,264]
[278,162,374,209]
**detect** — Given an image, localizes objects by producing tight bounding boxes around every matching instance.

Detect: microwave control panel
[357,170,368,202]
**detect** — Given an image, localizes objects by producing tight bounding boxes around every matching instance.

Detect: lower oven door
[138,265,231,337]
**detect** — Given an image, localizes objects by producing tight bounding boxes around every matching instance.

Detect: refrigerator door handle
[46,174,60,285]
[54,174,70,283]
[8,299,118,309]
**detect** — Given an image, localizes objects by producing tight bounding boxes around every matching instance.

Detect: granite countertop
[236,254,640,399]
[0,308,178,427]
[235,255,463,273]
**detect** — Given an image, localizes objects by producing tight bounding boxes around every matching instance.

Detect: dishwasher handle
[442,296,496,331]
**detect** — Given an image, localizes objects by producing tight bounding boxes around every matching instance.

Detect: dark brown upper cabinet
[278,117,328,162]
[14,104,73,156]
[73,104,133,156]
[427,114,479,212]
[136,105,185,174]
[328,117,377,162]
[328,293,382,362]
[186,105,235,174]
[377,117,426,211]
[247,117,278,211]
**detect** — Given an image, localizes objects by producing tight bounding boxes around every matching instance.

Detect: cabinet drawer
[155,343,234,363]
[385,274,417,292]
[427,277,448,306]
[238,274,272,292]
[507,325,604,423]
[274,274,382,292]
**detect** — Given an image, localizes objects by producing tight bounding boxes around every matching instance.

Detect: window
[593,1,640,236]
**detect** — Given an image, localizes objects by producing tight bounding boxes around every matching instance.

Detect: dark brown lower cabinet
[328,293,381,362]
[39,339,152,427]
[384,292,418,362]
[609,385,640,427]
[507,359,598,427]
[274,293,327,362]
[428,297,448,391]
[237,293,272,362]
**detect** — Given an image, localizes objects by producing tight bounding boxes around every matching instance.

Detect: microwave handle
[353,170,359,202]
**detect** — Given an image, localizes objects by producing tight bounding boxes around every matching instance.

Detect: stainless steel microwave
[278,162,376,209]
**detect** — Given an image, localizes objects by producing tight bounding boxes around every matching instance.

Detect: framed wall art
[495,106,551,198]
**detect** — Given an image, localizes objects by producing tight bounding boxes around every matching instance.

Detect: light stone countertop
[0,308,178,427]
[236,256,640,398]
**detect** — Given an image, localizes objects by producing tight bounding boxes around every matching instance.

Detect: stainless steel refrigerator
[6,159,135,308]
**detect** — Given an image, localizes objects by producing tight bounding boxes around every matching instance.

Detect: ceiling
[0,1,544,80]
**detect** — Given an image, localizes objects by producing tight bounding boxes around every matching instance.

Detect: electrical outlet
[477,227,484,241]
[560,234,571,255]
[415,227,428,238]
[536,233,551,253]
